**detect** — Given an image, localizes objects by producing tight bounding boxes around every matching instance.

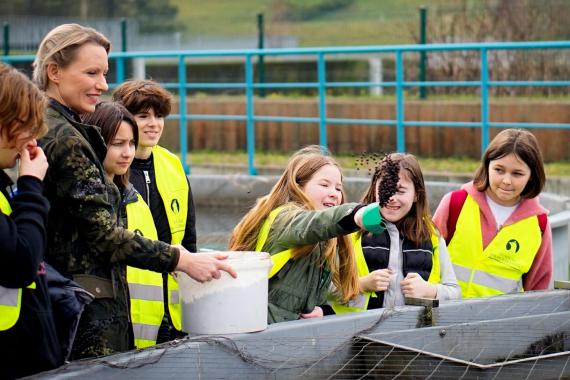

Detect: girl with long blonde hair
[230,146,383,323]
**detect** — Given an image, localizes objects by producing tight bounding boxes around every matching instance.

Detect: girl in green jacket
[229,146,382,323]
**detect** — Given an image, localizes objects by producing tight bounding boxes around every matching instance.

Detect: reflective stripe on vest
[0,287,21,331]
[255,206,292,279]
[448,195,541,298]
[153,146,188,330]
[126,193,164,348]
[0,193,23,331]
[331,231,440,314]
[167,274,181,331]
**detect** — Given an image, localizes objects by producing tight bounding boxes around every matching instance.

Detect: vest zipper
[143,170,151,205]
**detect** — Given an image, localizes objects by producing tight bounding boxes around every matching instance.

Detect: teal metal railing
[3,41,570,175]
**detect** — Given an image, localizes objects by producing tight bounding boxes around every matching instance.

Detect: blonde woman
[34,23,236,359]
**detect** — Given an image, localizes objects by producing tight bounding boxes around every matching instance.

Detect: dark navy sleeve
[0,175,49,288]
[181,177,197,252]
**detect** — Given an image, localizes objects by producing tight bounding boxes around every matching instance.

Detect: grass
[169,0,455,46]
[186,150,570,177]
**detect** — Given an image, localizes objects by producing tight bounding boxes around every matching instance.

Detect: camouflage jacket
[39,100,179,359]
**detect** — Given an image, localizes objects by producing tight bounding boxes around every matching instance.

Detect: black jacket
[130,155,197,252]
[129,153,196,341]
[0,171,64,379]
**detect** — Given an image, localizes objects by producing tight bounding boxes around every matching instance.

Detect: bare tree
[409,0,570,96]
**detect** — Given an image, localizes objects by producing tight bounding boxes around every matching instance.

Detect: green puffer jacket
[39,101,178,360]
[259,202,361,323]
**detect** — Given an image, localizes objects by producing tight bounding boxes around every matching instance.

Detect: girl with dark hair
[433,128,552,298]
[84,101,167,348]
[82,101,138,188]
[329,153,460,314]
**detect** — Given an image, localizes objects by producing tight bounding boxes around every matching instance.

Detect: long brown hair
[82,101,138,188]
[362,153,434,244]
[229,145,359,302]
[473,128,545,199]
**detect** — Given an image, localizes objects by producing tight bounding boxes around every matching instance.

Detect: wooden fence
[160,98,570,161]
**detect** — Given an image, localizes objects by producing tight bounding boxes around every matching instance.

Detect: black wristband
[338,204,366,231]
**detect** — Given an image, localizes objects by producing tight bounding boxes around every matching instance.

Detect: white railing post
[550,210,570,284]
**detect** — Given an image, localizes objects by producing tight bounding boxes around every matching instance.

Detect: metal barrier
[3,41,570,175]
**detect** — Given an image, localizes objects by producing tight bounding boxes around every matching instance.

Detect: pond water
[195,205,251,250]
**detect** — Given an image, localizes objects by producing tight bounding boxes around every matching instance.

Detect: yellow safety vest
[449,195,541,298]
[0,191,11,214]
[153,146,189,331]
[255,206,293,279]
[126,193,164,348]
[0,192,36,331]
[331,231,440,314]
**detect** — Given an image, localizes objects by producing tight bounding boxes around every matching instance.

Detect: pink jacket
[433,182,553,291]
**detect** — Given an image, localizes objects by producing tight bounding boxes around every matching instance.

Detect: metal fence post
[121,18,127,52]
[257,13,266,98]
[480,48,489,154]
[245,54,257,175]
[115,19,126,84]
[3,23,9,56]
[396,51,405,152]
[419,6,427,100]
[178,55,190,174]
[317,53,328,149]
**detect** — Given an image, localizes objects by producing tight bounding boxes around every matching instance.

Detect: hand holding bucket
[174,246,238,283]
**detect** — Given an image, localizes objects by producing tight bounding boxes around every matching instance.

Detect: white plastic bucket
[176,251,272,335]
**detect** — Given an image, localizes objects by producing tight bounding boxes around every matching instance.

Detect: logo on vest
[133,229,144,237]
[171,199,180,214]
[506,239,520,254]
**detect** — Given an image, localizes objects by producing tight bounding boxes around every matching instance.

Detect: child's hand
[18,140,48,181]
[400,272,437,299]
[354,203,385,234]
[299,306,323,319]
[359,269,392,292]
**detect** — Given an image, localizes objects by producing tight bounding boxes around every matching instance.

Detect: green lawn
[186,150,570,177]
[170,0,455,46]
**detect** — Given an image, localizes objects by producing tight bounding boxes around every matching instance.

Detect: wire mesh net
[36,290,570,380]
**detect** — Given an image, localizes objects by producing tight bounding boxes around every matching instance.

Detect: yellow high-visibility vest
[0,191,11,214]
[331,231,440,314]
[153,146,189,331]
[255,206,292,279]
[0,192,35,331]
[449,195,541,298]
[126,193,164,348]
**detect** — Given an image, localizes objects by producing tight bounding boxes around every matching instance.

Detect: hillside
[170,0,456,47]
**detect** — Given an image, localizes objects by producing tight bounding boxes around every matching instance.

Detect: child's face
[301,164,343,210]
[486,153,531,206]
[0,125,32,169]
[378,171,416,223]
[133,108,164,150]
[103,121,136,178]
